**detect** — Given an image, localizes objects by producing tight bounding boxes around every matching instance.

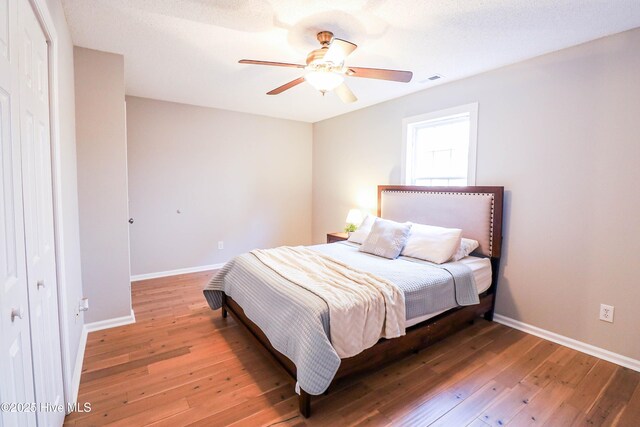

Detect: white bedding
[404,255,492,327]
[251,246,406,358]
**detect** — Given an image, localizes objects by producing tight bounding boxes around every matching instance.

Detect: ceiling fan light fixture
[241,30,412,103]
[304,70,344,93]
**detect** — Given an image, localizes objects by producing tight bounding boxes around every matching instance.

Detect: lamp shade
[345,209,364,226]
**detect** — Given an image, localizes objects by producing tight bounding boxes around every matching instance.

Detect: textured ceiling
[62,0,640,123]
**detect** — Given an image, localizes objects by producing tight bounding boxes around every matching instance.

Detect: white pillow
[401,224,463,264]
[449,238,480,262]
[347,214,377,244]
[359,218,412,259]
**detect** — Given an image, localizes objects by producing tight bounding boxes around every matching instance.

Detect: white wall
[74,47,131,323]
[126,96,313,276]
[312,28,640,360]
[43,0,85,403]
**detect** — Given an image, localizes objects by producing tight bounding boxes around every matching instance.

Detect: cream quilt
[251,246,406,358]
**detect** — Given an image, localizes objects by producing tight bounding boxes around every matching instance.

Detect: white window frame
[401,103,479,186]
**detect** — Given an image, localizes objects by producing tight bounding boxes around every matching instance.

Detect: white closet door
[0,1,36,426]
[18,1,64,426]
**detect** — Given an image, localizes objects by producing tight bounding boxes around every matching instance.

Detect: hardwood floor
[64,271,640,426]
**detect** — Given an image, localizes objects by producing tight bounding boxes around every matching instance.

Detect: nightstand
[326,232,349,243]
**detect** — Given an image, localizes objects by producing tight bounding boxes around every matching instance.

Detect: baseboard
[130,263,225,282]
[84,309,136,333]
[493,314,640,372]
[70,325,88,405]
[69,309,136,404]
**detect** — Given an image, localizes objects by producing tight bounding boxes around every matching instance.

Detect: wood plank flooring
[64,271,640,426]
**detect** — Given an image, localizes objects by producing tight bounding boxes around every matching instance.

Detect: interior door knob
[37,280,45,289]
[128,218,134,224]
[11,307,24,322]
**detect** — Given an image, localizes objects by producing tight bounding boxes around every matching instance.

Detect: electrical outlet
[218,241,224,250]
[599,304,614,323]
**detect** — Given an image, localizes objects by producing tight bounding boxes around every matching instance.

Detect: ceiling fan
[239,31,413,103]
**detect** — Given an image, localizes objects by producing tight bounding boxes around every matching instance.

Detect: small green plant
[345,223,358,233]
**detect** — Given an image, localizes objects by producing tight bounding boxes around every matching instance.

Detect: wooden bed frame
[221,185,504,418]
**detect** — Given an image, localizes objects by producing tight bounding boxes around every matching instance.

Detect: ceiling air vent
[418,74,444,84]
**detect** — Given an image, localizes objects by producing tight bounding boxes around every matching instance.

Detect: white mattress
[405,255,492,327]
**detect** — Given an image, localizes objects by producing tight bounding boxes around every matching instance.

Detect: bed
[204,185,504,417]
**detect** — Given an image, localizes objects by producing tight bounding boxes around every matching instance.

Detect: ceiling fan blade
[267,77,305,95]
[323,38,357,64]
[347,67,413,83]
[239,59,305,69]
[334,82,357,104]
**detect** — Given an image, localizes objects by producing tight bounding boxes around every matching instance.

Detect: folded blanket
[251,246,405,358]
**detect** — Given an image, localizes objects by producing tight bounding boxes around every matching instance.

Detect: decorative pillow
[401,224,463,264]
[359,218,412,259]
[449,238,480,262]
[347,214,377,244]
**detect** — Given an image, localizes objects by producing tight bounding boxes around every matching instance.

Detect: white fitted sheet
[405,255,492,328]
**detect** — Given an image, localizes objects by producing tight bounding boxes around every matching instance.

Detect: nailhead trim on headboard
[381,190,496,255]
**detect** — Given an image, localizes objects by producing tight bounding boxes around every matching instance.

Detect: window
[403,103,478,186]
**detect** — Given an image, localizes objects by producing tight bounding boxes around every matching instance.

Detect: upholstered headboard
[378,185,504,258]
